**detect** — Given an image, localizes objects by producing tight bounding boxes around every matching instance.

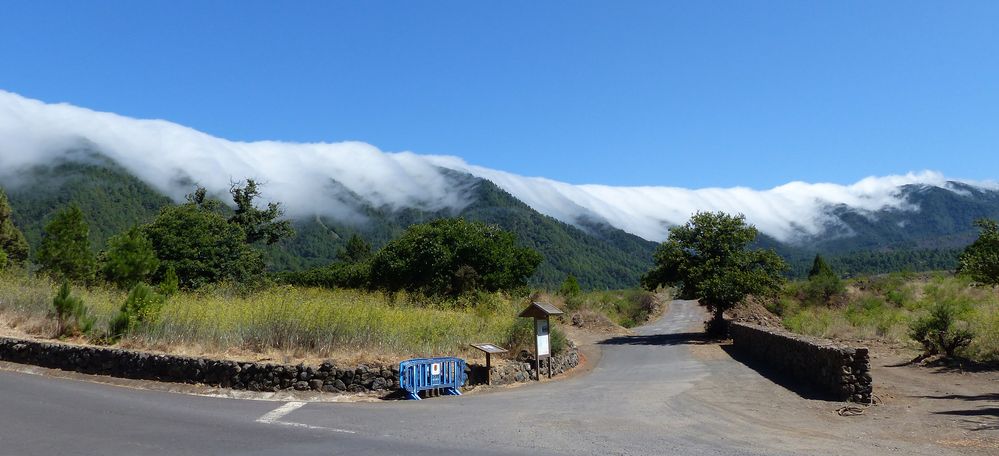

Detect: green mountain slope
[4,153,171,253]
[2,154,656,289]
[4,154,999,285]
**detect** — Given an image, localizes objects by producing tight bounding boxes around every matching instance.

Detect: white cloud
[0,90,991,243]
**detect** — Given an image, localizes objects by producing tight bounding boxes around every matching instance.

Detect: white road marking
[255,401,356,434]
[256,401,306,424]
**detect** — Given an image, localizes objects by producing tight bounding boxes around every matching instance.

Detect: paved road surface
[0,301,954,455]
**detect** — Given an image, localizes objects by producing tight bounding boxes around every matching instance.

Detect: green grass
[776,272,999,363]
[0,271,531,360]
[562,288,664,328]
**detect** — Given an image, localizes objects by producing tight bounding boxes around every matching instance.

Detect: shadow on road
[919,393,999,402]
[719,344,841,402]
[934,408,999,431]
[599,332,714,346]
[921,394,999,431]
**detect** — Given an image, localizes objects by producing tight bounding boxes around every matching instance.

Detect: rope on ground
[835,405,866,417]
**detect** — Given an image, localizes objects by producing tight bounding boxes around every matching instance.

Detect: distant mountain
[772,182,999,277]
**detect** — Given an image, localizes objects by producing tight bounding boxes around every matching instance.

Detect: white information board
[536,318,550,357]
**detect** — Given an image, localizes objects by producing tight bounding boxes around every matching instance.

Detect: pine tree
[0,186,29,267]
[339,233,372,263]
[99,225,159,289]
[808,254,834,279]
[36,205,96,282]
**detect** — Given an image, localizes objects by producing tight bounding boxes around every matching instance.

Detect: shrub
[558,274,581,298]
[51,282,96,337]
[157,266,179,297]
[108,283,165,341]
[909,302,974,358]
[802,273,846,305]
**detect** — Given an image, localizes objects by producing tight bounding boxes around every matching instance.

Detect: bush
[909,302,975,358]
[368,219,542,297]
[157,266,179,297]
[51,282,96,337]
[108,283,165,341]
[802,273,846,305]
[558,274,581,298]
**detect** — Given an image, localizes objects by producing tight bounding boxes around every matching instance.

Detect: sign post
[518,301,564,381]
[470,343,508,385]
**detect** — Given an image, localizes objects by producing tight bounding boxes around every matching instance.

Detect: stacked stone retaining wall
[729,322,872,403]
[468,348,581,385]
[0,336,581,393]
[0,336,399,393]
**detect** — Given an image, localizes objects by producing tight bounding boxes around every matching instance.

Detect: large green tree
[0,187,29,268]
[99,225,160,289]
[368,218,542,297]
[227,179,294,245]
[957,218,999,286]
[143,203,263,289]
[641,211,787,331]
[36,205,96,282]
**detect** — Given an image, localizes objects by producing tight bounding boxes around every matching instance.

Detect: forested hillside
[4,153,999,287]
[5,152,171,251]
[1,153,657,289]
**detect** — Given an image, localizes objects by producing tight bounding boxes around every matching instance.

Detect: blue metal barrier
[398,357,466,400]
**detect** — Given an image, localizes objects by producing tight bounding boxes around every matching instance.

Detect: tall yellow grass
[0,271,521,360]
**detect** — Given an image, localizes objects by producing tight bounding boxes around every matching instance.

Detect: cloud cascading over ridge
[0,90,989,243]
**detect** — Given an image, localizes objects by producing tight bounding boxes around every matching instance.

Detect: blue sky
[1,1,997,189]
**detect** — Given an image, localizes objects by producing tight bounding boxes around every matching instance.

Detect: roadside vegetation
[768,218,999,364]
[773,272,998,363]
[0,180,657,363]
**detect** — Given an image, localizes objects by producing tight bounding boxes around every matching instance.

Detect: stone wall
[729,322,872,403]
[468,348,581,385]
[0,336,398,393]
[0,335,582,394]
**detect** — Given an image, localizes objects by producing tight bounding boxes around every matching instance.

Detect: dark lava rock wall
[729,322,872,403]
[0,337,398,393]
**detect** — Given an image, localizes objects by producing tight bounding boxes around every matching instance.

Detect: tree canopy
[99,225,159,289]
[957,218,999,286]
[0,186,29,267]
[36,204,96,282]
[141,181,291,289]
[143,203,263,289]
[641,211,786,328]
[338,233,372,264]
[368,218,542,297]
[228,179,294,245]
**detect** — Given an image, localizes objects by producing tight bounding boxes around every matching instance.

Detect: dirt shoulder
[718,302,999,454]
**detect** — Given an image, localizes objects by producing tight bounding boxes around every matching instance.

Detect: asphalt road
[0,301,955,455]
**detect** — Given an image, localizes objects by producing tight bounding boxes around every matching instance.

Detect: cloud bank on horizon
[0,90,988,243]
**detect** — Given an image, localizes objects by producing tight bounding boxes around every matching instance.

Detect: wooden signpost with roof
[518,301,564,380]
